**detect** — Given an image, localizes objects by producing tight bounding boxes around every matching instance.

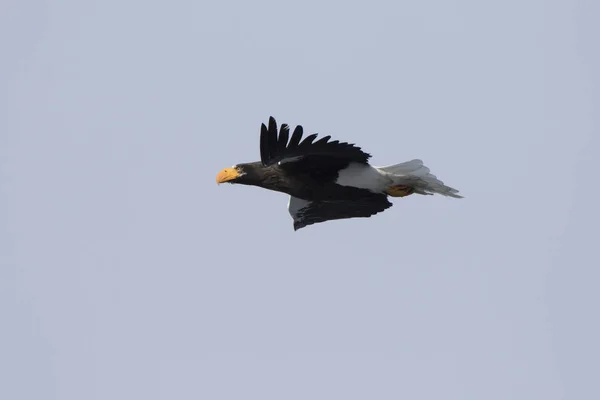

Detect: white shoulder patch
[335,163,392,193]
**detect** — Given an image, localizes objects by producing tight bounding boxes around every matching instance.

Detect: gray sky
[2,1,599,399]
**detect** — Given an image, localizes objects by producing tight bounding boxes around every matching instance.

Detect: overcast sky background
[2,1,599,399]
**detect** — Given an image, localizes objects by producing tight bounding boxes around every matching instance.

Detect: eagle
[216,117,462,230]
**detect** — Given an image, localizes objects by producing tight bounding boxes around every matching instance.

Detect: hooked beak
[216,167,241,184]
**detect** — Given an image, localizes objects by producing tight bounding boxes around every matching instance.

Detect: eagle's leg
[385,185,415,197]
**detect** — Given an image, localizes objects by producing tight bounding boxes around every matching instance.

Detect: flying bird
[216,117,462,230]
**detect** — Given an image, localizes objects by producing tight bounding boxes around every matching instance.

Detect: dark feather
[290,194,392,231]
[278,124,289,155]
[267,117,278,162]
[260,123,269,164]
[299,134,318,149]
[289,126,303,148]
[259,116,371,167]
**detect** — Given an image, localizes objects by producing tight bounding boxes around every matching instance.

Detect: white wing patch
[335,162,392,193]
[278,156,304,166]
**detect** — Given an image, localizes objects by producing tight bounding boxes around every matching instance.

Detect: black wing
[260,117,371,169]
[288,194,392,231]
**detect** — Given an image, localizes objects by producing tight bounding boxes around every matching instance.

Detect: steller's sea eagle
[216,117,462,230]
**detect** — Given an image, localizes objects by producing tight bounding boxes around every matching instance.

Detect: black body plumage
[221,116,395,230]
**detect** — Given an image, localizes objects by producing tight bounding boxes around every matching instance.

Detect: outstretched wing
[288,195,392,231]
[260,117,371,172]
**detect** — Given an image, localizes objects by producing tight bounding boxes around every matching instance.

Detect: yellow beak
[216,167,241,184]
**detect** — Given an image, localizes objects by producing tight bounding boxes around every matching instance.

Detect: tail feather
[377,159,463,198]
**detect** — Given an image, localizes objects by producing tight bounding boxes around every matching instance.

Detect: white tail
[376,159,463,198]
